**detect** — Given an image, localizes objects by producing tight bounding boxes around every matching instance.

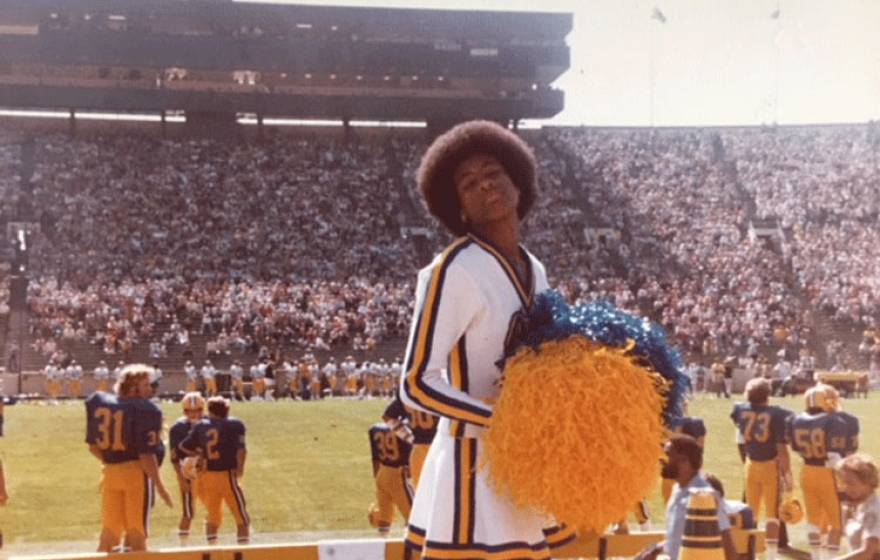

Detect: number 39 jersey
[786,412,850,465]
[369,423,412,468]
[85,393,163,464]
[179,417,246,472]
[731,403,792,461]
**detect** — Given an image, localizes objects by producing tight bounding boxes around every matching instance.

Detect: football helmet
[182,392,206,412]
[804,386,833,412]
[779,495,804,524]
[817,383,841,412]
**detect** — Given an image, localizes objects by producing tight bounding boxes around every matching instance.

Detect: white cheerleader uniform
[400,234,575,560]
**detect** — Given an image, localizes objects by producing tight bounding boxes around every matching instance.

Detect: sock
[766,539,779,560]
[824,544,840,560]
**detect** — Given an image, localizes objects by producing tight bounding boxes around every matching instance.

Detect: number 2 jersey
[731,402,792,461]
[85,392,163,464]
[369,423,412,468]
[179,417,246,472]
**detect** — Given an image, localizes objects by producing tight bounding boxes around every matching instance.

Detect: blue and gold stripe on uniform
[420,539,552,560]
[466,234,533,308]
[403,238,492,427]
[542,524,577,549]
[228,471,250,525]
[452,438,477,545]
[448,337,469,438]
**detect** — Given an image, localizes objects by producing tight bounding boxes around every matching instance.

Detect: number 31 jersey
[731,403,791,461]
[85,392,163,464]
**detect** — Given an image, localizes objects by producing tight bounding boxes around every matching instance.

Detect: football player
[384,394,438,490]
[179,396,249,545]
[93,360,111,393]
[818,383,860,457]
[184,361,198,394]
[201,361,217,398]
[251,361,265,399]
[229,361,244,401]
[44,361,61,404]
[66,360,84,399]
[731,377,793,560]
[369,404,414,536]
[169,392,206,545]
[308,358,322,400]
[85,364,173,552]
[787,386,850,560]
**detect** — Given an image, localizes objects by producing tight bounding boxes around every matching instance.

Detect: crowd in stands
[9,123,880,367]
[0,133,21,232]
[550,128,811,358]
[30,132,417,282]
[27,276,414,360]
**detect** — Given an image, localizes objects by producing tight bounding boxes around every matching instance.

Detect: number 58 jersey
[786,412,850,465]
[731,403,791,461]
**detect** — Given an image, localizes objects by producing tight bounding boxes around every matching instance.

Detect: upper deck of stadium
[0,1,572,123]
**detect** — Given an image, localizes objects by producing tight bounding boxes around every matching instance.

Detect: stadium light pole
[650,7,667,128]
[771,0,781,125]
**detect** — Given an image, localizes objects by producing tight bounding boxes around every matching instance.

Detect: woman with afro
[399,120,574,559]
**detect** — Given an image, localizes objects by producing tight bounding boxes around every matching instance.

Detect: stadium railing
[12,528,765,560]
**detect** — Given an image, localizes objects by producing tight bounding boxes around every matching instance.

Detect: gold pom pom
[482,335,667,534]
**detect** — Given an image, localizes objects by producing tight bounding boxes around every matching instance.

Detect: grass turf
[0,393,876,552]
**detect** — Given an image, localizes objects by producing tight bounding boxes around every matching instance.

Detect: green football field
[0,394,877,555]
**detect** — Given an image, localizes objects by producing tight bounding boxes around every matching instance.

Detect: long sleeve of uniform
[400,254,493,427]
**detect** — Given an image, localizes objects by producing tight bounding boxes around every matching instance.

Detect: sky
[235,0,880,126]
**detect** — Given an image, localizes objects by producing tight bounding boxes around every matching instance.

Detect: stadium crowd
[549,128,811,358]
[9,124,880,366]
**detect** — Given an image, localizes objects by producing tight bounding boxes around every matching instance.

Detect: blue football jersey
[787,412,849,465]
[369,423,412,468]
[180,417,246,472]
[731,403,791,461]
[169,417,195,464]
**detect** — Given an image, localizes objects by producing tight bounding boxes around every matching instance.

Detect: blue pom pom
[500,290,688,425]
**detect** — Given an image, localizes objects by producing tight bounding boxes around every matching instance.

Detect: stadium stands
[1,122,879,376]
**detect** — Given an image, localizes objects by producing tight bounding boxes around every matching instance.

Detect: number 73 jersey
[85,392,163,464]
[731,403,792,461]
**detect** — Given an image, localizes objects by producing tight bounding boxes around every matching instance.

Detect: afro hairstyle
[417,120,537,236]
